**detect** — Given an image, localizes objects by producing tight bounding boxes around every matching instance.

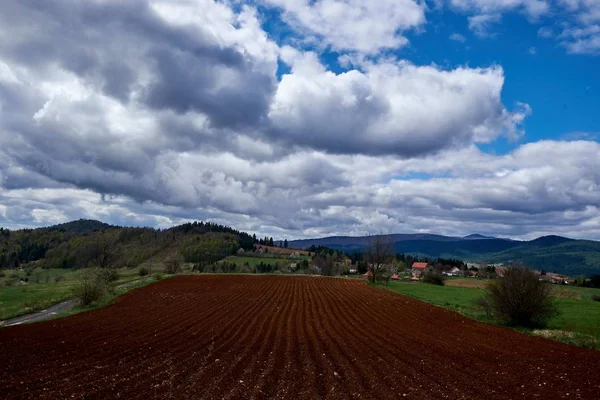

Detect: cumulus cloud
[0,0,598,241]
[3,141,600,240]
[260,0,426,54]
[270,49,530,156]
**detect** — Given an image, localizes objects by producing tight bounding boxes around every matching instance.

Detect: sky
[0,0,599,240]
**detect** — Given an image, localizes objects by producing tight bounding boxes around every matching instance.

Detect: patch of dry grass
[445,279,488,289]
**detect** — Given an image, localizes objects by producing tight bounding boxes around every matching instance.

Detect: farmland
[1,275,599,399]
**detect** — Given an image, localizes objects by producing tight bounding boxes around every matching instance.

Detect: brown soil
[1,275,599,399]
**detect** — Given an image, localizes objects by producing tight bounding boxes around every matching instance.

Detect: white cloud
[559,24,600,53]
[0,0,598,242]
[529,46,537,54]
[538,27,554,37]
[2,141,600,240]
[450,33,467,42]
[270,51,530,155]
[468,13,502,37]
[451,0,550,19]
[260,0,426,54]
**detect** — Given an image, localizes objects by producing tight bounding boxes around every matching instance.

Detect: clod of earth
[1,276,599,399]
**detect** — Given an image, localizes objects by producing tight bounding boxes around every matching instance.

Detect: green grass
[52,276,166,320]
[224,256,300,268]
[376,280,600,349]
[0,266,164,320]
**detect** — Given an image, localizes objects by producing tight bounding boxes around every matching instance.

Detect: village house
[411,262,429,276]
[550,274,570,284]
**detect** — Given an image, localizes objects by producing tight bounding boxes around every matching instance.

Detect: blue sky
[0,0,599,240]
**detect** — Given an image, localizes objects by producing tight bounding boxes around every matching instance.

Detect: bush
[422,270,445,286]
[477,267,558,327]
[592,294,600,302]
[305,265,322,275]
[153,273,165,281]
[73,272,106,305]
[139,265,151,277]
[163,260,181,274]
[96,268,119,283]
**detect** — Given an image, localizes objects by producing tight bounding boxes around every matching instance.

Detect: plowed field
[1,276,599,399]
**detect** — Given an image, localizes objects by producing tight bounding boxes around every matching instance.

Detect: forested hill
[288,234,600,277]
[49,219,114,233]
[0,220,254,270]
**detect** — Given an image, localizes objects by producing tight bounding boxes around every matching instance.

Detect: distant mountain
[463,234,497,240]
[49,219,114,234]
[288,233,600,277]
[288,233,462,249]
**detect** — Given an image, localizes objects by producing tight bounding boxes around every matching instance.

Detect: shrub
[96,268,119,283]
[592,294,600,302]
[422,270,445,286]
[153,273,165,281]
[240,264,252,274]
[73,272,106,305]
[138,265,151,277]
[305,265,322,275]
[163,260,181,274]
[477,267,558,327]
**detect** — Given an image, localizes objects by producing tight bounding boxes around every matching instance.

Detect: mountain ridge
[288,233,600,276]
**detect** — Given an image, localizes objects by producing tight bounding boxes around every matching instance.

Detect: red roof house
[391,273,400,280]
[411,262,428,270]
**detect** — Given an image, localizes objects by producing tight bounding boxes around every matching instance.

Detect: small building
[363,270,372,278]
[550,275,569,284]
[410,275,419,281]
[450,267,461,275]
[411,262,429,276]
[495,267,507,277]
[390,273,400,280]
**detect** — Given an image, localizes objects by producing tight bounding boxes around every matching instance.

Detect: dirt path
[0,277,152,327]
[1,275,599,399]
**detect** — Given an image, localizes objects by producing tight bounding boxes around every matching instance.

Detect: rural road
[1,299,80,327]
[0,276,152,328]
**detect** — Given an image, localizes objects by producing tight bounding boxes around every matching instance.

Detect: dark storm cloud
[143,46,275,128]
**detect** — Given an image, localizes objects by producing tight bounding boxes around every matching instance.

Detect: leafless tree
[89,233,118,269]
[364,235,395,283]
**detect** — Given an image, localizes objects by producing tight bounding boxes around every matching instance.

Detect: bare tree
[364,235,395,283]
[89,233,118,269]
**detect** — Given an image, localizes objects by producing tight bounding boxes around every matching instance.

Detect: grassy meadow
[378,279,600,349]
[0,266,164,320]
